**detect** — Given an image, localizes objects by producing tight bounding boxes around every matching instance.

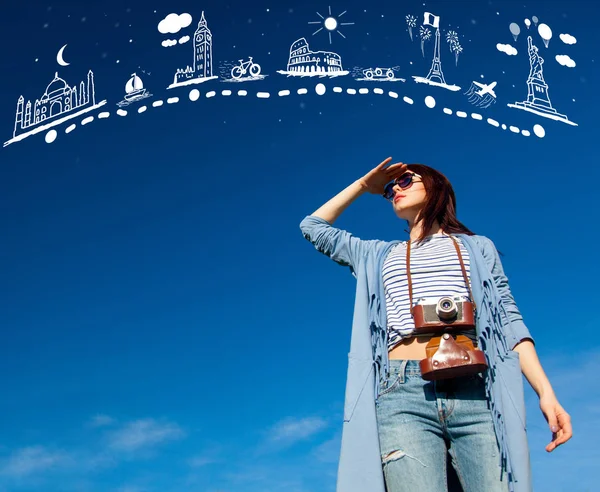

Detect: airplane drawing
[473,81,497,98]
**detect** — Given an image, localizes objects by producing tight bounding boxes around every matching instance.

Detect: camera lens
[436,297,458,320]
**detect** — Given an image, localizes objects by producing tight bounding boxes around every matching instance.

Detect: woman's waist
[388,330,478,360]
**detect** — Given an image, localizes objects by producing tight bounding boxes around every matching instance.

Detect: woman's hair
[405,164,475,242]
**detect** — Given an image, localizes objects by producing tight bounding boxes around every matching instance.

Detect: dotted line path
[43,83,546,144]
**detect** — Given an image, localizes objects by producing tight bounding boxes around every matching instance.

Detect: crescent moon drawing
[57,44,70,66]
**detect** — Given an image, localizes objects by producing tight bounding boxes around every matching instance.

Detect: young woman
[300,158,572,492]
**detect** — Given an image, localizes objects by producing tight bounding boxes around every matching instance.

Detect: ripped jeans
[376,360,508,492]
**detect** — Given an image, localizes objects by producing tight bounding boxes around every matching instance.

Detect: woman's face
[391,173,427,221]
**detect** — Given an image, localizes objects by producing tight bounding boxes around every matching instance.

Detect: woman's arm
[310,179,368,224]
[300,158,407,270]
[513,340,573,452]
[482,237,573,451]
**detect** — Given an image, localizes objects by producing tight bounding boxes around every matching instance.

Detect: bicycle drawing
[231,57,262,79]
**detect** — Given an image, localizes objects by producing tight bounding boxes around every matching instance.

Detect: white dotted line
[44,83,545,144]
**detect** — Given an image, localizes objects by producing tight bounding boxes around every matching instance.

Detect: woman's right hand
[357,157,408,195]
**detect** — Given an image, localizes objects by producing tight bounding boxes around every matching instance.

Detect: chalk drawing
[158,13,193,47]
[57,44,70,66]
[497,43,518,56]
[419,25,432,57]
[445,30,463,66]
[4,70,106,147]
[507,36,577,126]
[117,73,153,107]
[538,23,553,48]
[308,6,354,44]
[412,13,461,91]
[464,81,497,109]
[220,57,267,82]
[277,38,349,77]
[353,66,406,82]
[559,33,576,45]
[167,12,218,89]
[555,55,576,68]
[509,23,521,42]
[406,15,417,41]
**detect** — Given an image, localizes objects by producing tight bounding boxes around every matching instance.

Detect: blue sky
[0,0,598,491]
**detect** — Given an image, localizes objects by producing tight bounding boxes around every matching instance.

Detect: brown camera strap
[406,234,476,317]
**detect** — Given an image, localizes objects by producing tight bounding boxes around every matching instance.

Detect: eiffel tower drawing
[426,28,446,85]
[412,13,460,92]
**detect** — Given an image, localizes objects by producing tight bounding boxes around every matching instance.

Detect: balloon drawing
[509,22,521,41]
[538,23,553,47]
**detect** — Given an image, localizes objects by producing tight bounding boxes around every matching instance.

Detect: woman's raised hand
[357,157,408,195]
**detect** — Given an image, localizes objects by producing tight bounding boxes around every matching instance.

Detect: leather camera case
[419,333,488,381]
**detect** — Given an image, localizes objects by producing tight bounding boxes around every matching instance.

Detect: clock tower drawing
[193,11,213,78]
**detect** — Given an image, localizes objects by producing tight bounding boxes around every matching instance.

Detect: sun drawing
[308,6,354,44]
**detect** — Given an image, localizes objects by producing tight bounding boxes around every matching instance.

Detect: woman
[299,158,572,492]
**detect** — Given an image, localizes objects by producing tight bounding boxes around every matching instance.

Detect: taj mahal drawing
[168,11,218,89]
[4,70,106,148]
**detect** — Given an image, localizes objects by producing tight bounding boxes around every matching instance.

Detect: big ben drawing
[169,11,217,89]
[194,12,213,78]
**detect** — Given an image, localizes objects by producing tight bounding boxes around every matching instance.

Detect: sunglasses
[383,172,423,200]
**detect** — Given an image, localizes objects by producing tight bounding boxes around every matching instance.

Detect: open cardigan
[300,215,533,492]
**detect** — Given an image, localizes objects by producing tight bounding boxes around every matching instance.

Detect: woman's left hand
[539,395,572,452]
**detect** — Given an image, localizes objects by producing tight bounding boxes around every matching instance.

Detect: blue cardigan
[300,215,533,492]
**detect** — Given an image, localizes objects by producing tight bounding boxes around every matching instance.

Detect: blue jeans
[376,360,508,492]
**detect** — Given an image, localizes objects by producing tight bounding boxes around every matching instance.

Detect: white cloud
[0,446,71,478]
[107,419,186,452]
[161,39,177,48]
[497,43,518,56]
[556,54,576,67]
[178,35,190,45]
[188,455,217,467]
[89,414,115,428]
[559,33,577,45]
[268,417,328,446]
[312,433,341,463]
[158,13,192,34]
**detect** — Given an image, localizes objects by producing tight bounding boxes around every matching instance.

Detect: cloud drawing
[496,43,518,56]
[556,54,576,67]
[559,33,577,45]
[158,13,192,34]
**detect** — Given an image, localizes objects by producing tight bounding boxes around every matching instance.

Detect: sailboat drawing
[117,73,152,107]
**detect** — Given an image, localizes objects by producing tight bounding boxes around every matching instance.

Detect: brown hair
[405,164,475,243]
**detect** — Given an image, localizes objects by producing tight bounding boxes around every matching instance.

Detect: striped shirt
[382,234,474,349]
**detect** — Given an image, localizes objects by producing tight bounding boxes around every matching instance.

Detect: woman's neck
[408,220,443,242]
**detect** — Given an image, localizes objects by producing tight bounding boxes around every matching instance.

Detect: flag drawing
[423,12,440,29]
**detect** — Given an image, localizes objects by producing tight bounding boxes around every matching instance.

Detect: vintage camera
[412,295,475,334]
